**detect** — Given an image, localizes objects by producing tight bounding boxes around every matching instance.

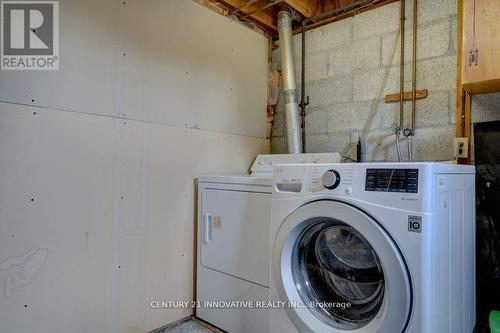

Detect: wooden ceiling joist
[282,0,318,18]
[197,0,398,38]
[220,0,278,30]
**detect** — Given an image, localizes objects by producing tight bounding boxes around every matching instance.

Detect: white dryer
[270,162,475,333]
[196,153,340,333]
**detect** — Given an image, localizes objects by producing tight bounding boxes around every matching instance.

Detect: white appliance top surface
[199,174,273,186]
[274,161,475,174]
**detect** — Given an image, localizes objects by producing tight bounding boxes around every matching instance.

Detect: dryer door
[201,189,270,287]
[273,200,412,333]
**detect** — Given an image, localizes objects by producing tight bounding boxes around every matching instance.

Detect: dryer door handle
[203,213,213,244]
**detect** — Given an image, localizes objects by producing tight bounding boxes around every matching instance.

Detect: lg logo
[1,1,59,70]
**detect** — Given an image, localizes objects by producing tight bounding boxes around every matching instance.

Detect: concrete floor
[163,320,216,333]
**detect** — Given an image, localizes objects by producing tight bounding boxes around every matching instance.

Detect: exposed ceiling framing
[196,0,398,38]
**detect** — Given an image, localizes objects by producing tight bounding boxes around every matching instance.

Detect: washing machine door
[273,200,412,333]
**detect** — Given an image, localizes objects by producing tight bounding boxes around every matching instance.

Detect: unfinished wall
[271,0,500,161]
[0,1,268,333]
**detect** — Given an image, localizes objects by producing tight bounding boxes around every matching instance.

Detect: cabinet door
[462,0,500,92]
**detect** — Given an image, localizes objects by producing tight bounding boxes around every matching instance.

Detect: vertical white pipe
[278,10,302,154]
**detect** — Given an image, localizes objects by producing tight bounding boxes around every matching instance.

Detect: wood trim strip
[384,89,428,103]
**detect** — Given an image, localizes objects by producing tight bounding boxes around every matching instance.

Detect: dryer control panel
[251,153,341,176]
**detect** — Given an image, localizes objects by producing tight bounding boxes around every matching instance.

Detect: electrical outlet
[454,137,469,159]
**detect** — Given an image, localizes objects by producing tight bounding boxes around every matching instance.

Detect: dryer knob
[322,170,341,190]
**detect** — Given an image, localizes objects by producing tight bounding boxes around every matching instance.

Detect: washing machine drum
[292,218,385,330]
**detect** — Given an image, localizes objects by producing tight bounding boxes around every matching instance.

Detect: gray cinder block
[381,20,450,66]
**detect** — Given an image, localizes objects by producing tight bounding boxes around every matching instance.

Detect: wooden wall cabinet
[456,0,500,162]
[461,0,500,94]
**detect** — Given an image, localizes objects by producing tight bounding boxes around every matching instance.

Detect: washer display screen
[365,168,418,193]
[291,218,385,330]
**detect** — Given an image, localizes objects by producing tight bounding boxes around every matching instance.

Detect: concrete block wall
[271,0,500,161]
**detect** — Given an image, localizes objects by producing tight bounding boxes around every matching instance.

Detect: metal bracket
[299,96,309,114]
[468,48,479,66]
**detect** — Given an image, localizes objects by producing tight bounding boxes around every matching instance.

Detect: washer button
[345,187,352,195]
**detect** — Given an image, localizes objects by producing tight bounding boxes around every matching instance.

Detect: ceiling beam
[221,0,278,30]
[197,0,400,38]
[282,0,318,18]
[294,0,397,33]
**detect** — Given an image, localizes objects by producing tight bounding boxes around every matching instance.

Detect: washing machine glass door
[273,200,411,333]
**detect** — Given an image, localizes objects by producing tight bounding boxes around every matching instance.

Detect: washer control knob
[322,170,341,190]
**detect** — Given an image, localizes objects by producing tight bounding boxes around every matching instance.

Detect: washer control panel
[273,163,425,213]
[365,168,419,193]
[322,170,341,189]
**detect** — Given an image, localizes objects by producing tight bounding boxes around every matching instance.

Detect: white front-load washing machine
[270,162,475,333]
